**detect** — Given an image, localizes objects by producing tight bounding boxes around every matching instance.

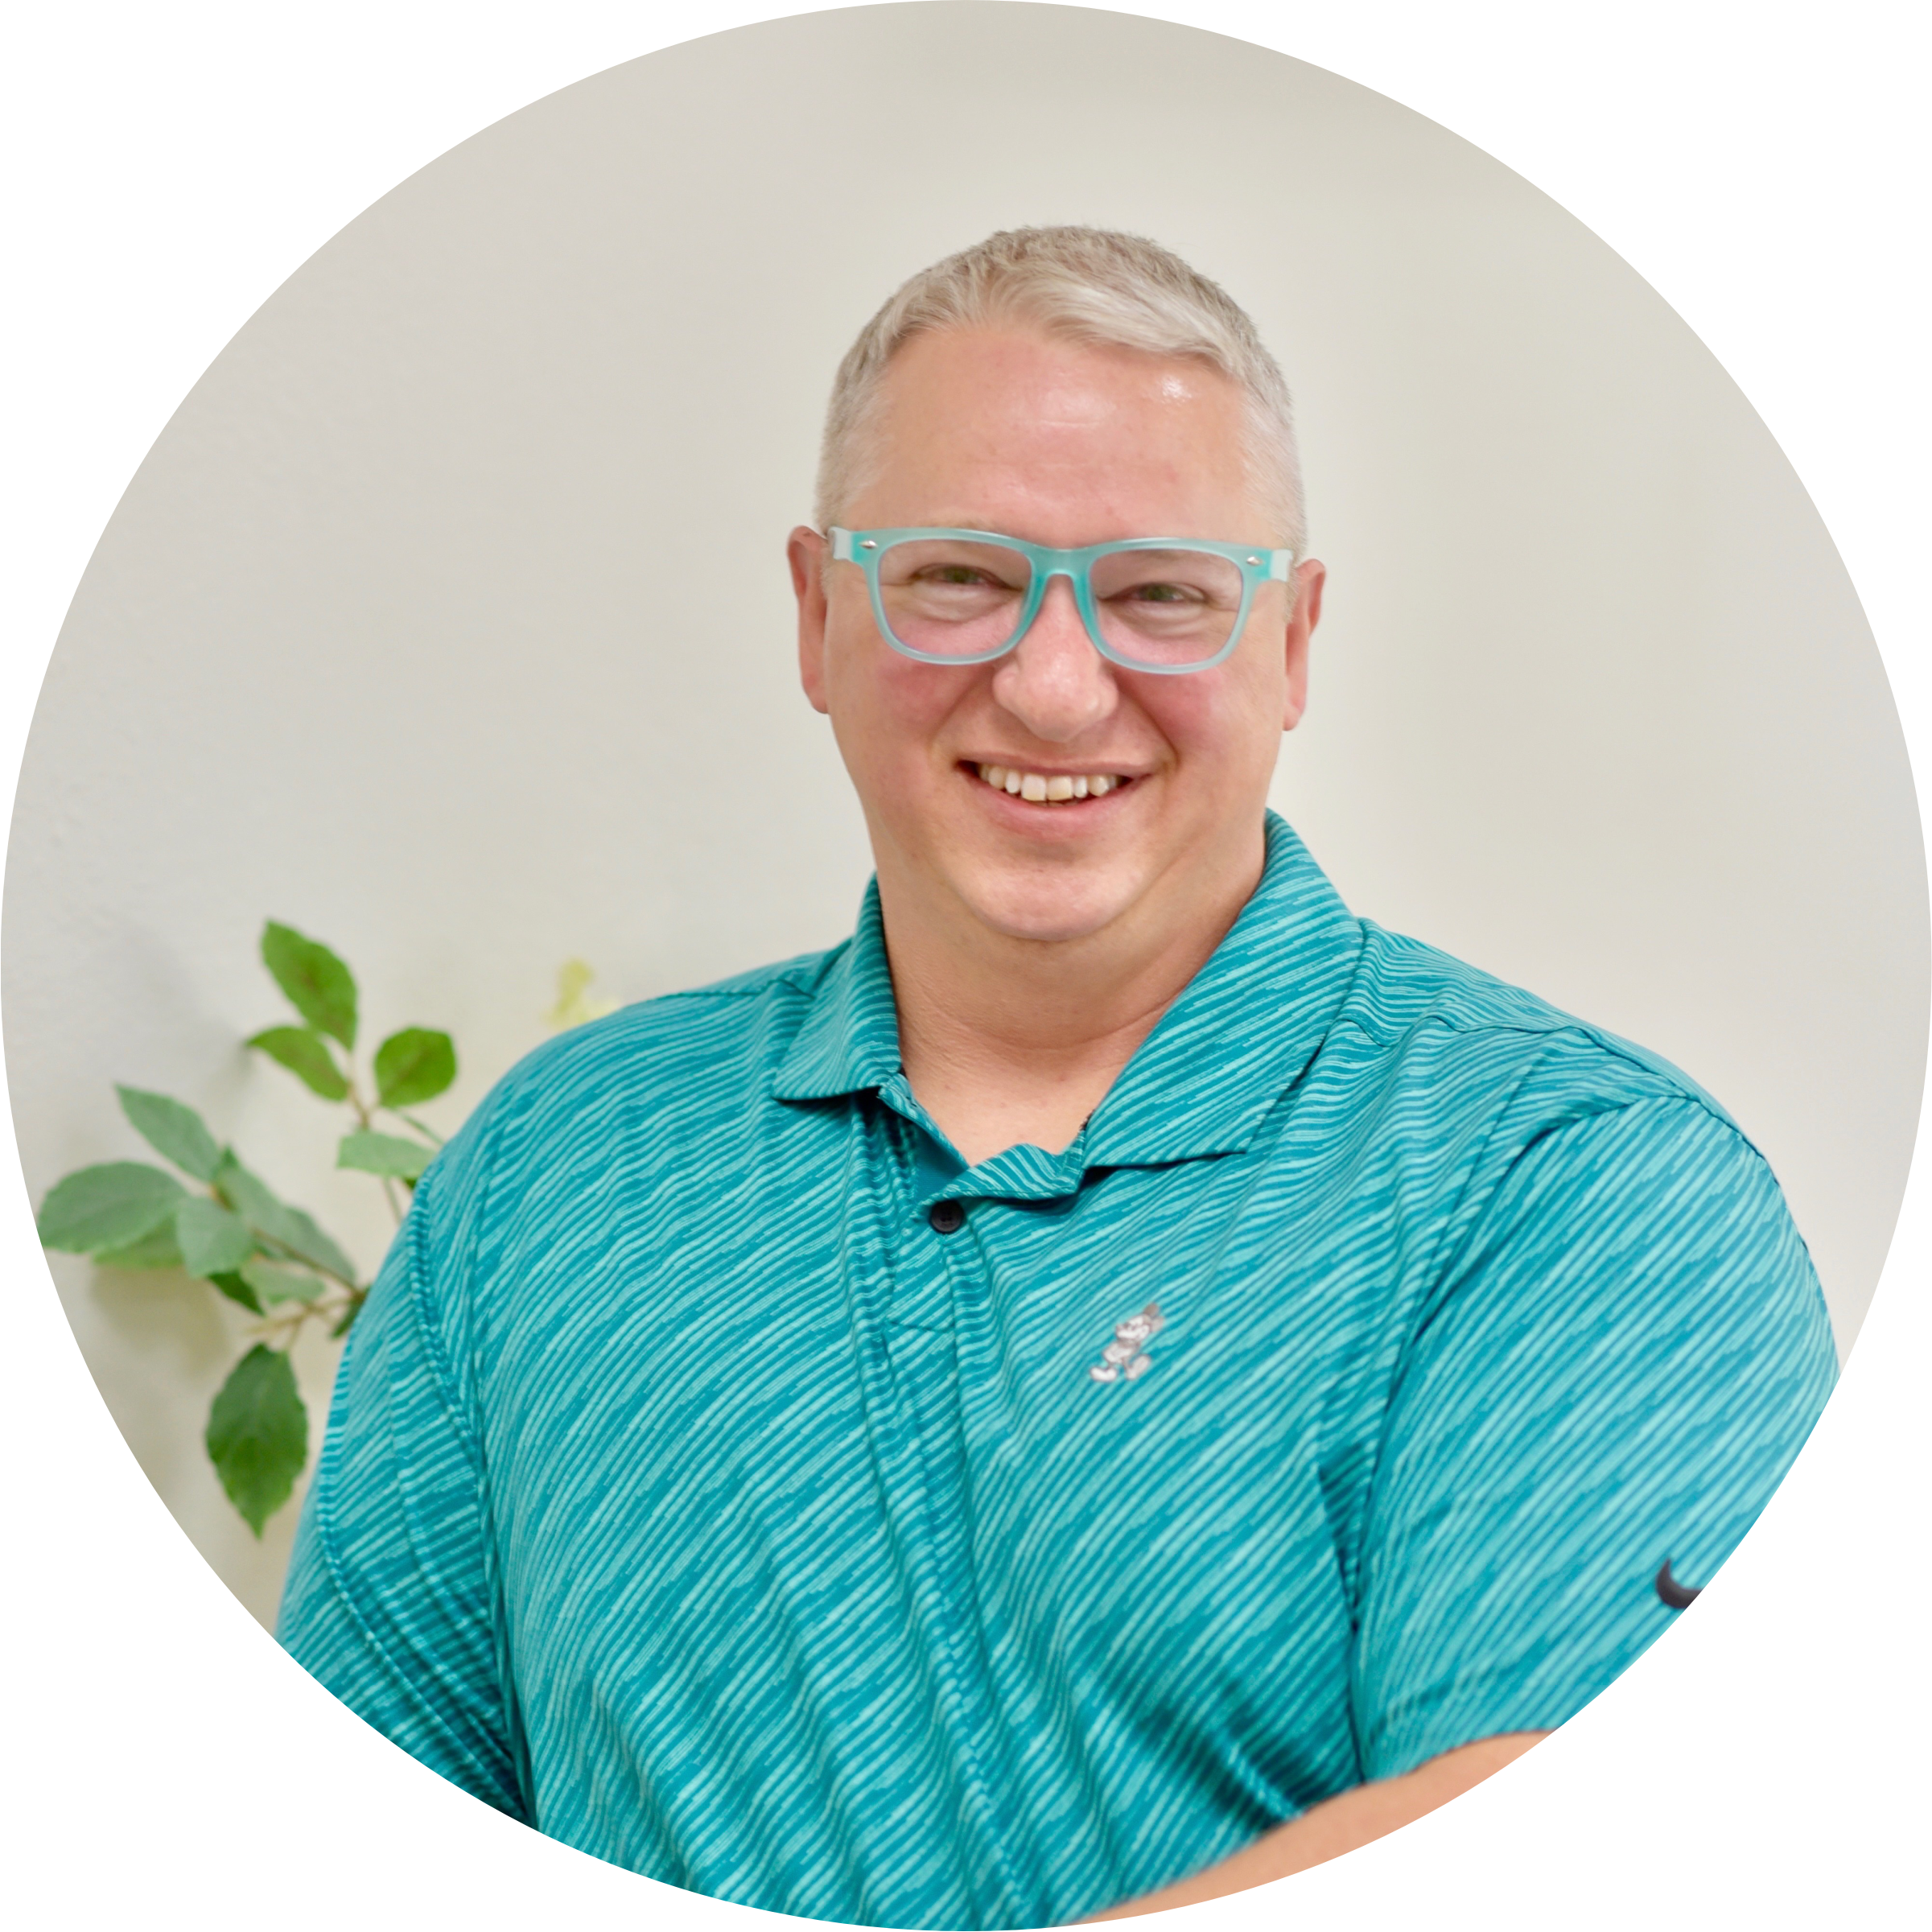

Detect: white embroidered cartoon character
[1088,1304,1163,1383]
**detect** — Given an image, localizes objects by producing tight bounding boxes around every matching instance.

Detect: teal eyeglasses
[829,527,1294,674]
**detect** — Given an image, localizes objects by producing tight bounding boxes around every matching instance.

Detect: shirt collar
[1081,813,1363,1166]
[772,812,1363,1171]
[769,880,904,1103]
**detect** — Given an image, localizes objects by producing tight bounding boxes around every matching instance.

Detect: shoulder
[1335,918,1732,1128]
[416,941,843,1221]
[1334,932,1827,1325]
[492,944,837,1116]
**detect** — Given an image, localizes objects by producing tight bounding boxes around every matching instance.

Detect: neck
[877,825,1267,1167]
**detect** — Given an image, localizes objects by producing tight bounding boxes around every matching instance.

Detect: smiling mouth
[970,761,1135,805]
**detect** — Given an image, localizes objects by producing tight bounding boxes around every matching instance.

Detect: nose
[988,574,1119,744]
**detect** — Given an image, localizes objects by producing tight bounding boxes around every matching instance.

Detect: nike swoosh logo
[1655,1559,1702,1610]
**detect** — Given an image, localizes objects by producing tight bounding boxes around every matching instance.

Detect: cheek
[1135,681,1230,757]
[826,625,974,760]
[1138,672,1281,779]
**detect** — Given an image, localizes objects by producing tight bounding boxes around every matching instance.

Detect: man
[280,227,1835,1926]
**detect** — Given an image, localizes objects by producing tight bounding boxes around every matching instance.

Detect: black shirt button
[928,1198,966,1234]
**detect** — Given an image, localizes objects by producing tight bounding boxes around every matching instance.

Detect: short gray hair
[814,225,1305,553]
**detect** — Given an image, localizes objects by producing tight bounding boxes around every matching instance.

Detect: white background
[3,1,1926,1926]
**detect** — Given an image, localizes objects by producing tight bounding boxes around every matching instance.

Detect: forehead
[852,327,1261,541]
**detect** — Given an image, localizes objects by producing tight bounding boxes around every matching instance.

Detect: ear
[1281,558,1324,733]
[789,525,831,715]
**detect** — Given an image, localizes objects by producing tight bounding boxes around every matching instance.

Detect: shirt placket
[863,1098,1044,1924]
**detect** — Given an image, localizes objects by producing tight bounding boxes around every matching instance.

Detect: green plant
[35,922,458,1535]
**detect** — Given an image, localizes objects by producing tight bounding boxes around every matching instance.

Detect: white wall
[6,2,1922,1629]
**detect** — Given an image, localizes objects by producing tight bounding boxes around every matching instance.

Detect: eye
[919,564,998,587]
[1123,579,1204,605]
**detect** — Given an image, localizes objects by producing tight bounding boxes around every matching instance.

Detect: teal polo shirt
[279,813,1835,1928]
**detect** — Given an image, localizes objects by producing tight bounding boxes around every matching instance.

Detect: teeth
[974,764,1127,803]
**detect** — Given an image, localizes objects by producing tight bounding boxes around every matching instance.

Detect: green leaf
[206,1270,264,1315]
[245,1025,349,1102]
[337,1129,435,1182]
[261,921,357,1048]
[214,1152,359,1286]
[240,1255,326,1305]
[373,1028,455,1109]
[174,1197,255,1278]
[205,1345,307,1535]
[97,1221,186,1269]
[38,1162,186,1254]
[115,1085,222,1182]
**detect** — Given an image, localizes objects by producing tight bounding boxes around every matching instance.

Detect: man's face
[790,327,1323,949]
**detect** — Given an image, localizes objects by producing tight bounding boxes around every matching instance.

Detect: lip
[957,756,1151,781]
[957,759,1147,820]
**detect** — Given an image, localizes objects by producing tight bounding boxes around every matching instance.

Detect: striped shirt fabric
[278,811,1836,1927]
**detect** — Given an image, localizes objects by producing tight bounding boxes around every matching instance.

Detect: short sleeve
[1352,1095,1837,1779]
[277,1124,528,1819]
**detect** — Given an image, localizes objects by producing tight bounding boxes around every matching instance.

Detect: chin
[957,870,1141,945]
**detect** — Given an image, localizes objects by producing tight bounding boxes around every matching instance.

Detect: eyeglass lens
[875,538,1246,667]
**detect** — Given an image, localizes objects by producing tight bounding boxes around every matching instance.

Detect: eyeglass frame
[827,526,1295,675]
